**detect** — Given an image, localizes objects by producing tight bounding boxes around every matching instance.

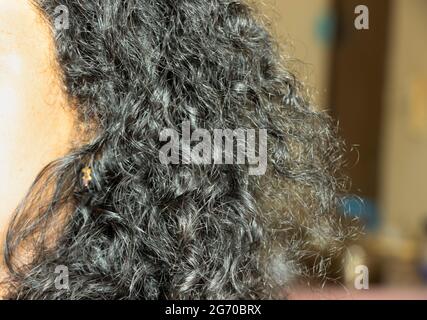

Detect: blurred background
[260,0,427,299]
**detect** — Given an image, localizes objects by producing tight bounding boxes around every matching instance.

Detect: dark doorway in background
[329,0,392,200]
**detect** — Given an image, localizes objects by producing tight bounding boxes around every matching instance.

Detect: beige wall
[380,0,427,237]
[261,0,332,106]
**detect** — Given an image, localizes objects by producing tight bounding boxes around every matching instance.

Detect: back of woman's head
[4,0,355,299]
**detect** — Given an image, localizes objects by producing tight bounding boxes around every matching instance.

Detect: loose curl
[3,0,357,299]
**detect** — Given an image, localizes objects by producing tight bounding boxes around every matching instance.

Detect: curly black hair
[3,0,356,299]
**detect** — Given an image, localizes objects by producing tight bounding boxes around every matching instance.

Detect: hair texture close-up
[3,0,357,299]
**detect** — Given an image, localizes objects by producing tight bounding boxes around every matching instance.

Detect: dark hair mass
[3,0,356,299]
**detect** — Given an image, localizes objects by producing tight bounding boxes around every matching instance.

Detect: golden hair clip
[81,166,92,188]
